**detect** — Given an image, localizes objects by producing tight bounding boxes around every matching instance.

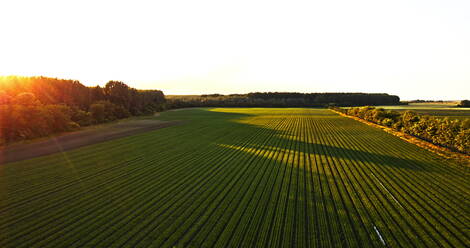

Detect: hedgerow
[332,106,469,154]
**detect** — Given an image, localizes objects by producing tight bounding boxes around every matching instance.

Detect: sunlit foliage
[334,106,469,154]
[0,76,165,144]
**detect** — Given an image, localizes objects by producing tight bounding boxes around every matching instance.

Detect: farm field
[0,108,468,247]
[377,103,470,120]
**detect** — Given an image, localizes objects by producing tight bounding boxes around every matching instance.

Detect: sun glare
[0,0,469,99]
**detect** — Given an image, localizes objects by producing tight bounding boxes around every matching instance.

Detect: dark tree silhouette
[168,92,401,108]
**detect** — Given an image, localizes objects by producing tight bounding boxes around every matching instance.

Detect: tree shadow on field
[202,108,435,172]
[0,108,463,248]
[196,108,464,247]
[228,138,431,172]
[159,108,256,122]
[174,109,458,247]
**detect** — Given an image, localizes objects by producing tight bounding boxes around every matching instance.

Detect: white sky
[0,0,469,100]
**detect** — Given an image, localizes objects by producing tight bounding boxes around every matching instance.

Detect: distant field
[0,108,468,247]
[377,103,470,120]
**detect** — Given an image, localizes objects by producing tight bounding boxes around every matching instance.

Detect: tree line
[169,92,401,108]
[332,106,469,154]
[0,76,407,145]
[458,100,470,107]
[0,76,165,145]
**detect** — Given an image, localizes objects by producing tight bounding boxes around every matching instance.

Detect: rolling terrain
[0,108,468,247]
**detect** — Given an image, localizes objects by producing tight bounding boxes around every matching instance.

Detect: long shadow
[203,108,467,246]
[0,108,253,165]
[197,108,432,172]
[0,121,181,165]
[1,108,466,248]
[223,136,431,171]
[158,108,256,121]
[4,107,450,172]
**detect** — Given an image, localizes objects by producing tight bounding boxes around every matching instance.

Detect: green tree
[104,81,131,108]
[90,103,106,123]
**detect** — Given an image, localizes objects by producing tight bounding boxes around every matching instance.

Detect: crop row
[0,108,467,247]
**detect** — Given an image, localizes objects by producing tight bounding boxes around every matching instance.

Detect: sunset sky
[0,0,469,100]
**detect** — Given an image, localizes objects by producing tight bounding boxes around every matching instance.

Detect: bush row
[332,106,469,154]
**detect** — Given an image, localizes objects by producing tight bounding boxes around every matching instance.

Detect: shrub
[90,103,106,123]
[340,106,469,154]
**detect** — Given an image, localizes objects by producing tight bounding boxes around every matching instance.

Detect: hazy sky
[1,0,469,100]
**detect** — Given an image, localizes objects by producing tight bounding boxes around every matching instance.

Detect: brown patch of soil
[0,119,180,164]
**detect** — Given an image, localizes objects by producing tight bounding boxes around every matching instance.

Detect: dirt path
[0,119,180,164]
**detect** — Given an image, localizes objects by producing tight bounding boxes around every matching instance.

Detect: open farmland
[377,103,470,120]
[0,108,468,247]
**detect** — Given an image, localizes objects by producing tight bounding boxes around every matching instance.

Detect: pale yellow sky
[0,0,469,100]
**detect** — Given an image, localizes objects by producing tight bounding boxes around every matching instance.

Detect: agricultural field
[0,108,468,247]
[377,103,470,120]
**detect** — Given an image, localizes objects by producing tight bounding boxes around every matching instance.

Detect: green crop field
[377,103,470,120]
[1,108,468,247]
